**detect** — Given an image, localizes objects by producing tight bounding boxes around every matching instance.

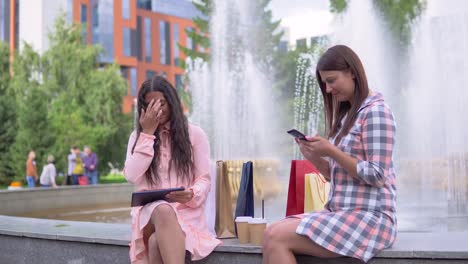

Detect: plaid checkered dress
[296,92,397,263]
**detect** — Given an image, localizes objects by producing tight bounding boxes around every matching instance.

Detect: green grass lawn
[99,173,127,184]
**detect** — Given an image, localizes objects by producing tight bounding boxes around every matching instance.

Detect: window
[136,16,142,61]
[146,70,156,80]
[186,27,196,50]
[14,0,18,48]
[145,17,151,62]
[92,3,99,44]
[175,74,183,91]
[81,4,88,43]
[122,0,130,20]
[96,0,114,63]
[0,0,3,41]
[123,28,131,57]
[67,0,73,23]
[123,27,137,57]
[130,68,137,96]
[137,0,151,10]
[160,72,167,78]
[0,0,10,42]
[173,24,180,66]
[159,21,170,65]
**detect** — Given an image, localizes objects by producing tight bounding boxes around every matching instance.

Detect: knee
[151,204,176,226]
[262,225,280,251]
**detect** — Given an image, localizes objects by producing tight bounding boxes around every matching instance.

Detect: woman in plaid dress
[263,45,397,263]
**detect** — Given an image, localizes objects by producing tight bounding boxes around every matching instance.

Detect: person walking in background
[26,150,38,188]
[40,155,57,188]
[67,147,78,185]
[83,146,98,185]
[70,146,84,185]
[65,147,76,185]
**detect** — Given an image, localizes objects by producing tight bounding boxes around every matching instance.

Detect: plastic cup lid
[249,218,268,224]
[235,216,253,222]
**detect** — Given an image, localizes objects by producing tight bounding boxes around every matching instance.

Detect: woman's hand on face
[140,99,163,135]
[165,189,194,204]
[297,135,335,159]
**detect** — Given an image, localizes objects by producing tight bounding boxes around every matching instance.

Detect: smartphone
[287,129,307,140]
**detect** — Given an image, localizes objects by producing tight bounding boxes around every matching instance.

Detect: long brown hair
[316,45,369,144]
[131,76,194,186]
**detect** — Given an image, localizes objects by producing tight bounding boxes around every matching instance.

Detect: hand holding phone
[287,129,307,140]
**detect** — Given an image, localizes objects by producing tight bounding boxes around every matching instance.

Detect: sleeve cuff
[357,160,366,177]
[140,132,156,140]
[186,185,202,208]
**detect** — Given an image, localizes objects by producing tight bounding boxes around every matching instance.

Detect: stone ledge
[1,215,468,261]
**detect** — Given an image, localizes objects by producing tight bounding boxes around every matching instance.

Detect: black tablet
[131,187,185,207]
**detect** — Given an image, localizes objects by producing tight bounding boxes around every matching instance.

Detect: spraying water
[188,0,281,161]
[292,52,324,160]
[403,0,468,225]
[326,0,468,231]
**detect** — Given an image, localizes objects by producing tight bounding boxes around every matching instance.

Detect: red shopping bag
[78,175,89,185]
[285,160,319,216]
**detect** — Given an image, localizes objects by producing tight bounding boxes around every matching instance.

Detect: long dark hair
[131,76,194,186]
[316,45,369,144]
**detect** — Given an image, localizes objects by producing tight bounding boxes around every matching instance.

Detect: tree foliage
[0,42,16,183]
[4,15,131,182]
[329,0,426,46]
[373,0,426,45]
[329,0,348,14]
[178,0,212,63]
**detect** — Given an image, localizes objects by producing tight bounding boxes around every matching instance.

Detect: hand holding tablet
[131,187,185,207]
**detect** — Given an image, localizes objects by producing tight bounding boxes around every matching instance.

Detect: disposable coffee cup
[235,216,252,243]
[248,218,268,246]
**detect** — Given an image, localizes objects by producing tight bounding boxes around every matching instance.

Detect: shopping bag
[215,161,236,238]
[304,173,330,212]
[78,175,89,185]
[285,160,319,216]
[234,161,254,218]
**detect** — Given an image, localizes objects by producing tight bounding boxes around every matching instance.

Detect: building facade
[2,0,202,113]
[0,0,19,59]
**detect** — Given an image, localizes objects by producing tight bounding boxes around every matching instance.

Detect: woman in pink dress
[124,76,221,263]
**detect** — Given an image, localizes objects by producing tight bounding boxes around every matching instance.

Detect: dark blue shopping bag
[235,161,254,220]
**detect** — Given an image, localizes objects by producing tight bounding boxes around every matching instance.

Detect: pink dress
[124,123,221,263]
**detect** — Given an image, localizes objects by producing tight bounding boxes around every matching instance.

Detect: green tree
[178,0,212,62]
[179,0,283,113]
[0,42,17,183]
[9,15,131,180]
[180,0,282,66]
[330,0,347,13]
[9,42,53,181]
[329,0,426,46]
[373,0,426,46]
[251,0,284,70]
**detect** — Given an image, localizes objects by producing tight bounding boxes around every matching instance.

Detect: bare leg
[151,204,186,264]
[262,218,341,264]
[148,232,163,264]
